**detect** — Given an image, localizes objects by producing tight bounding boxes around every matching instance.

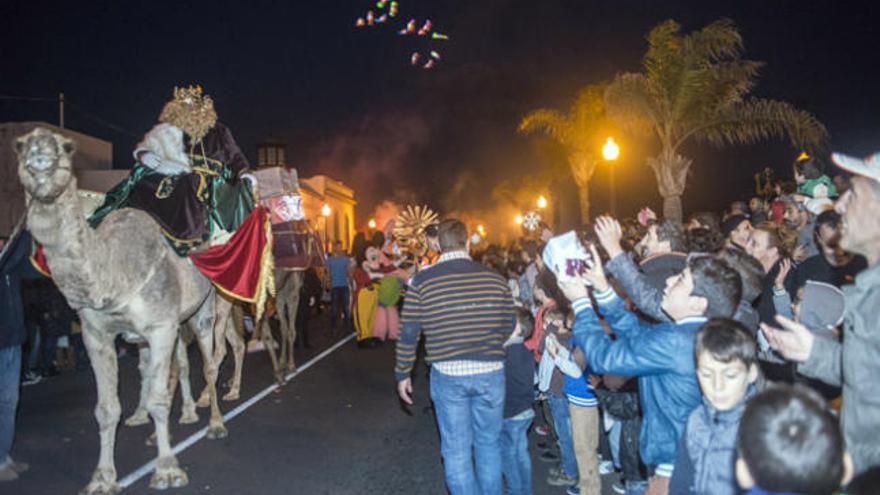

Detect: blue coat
[1,231,43,349]
[572,289,704,470]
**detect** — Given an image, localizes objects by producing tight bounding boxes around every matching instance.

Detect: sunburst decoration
[522,210,542,231]
[393,204,439,256]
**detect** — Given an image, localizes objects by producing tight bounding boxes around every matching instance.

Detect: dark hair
[794,156,824,180]
[425,223,439,238]
[515,307,535,340]
[506,259,526,277]
[695,318,757,367]
[653,219,686,253]
[535,268,571,315]
[688,255,742,318]
[738,384,844,495]
[688,211,721,232]
[730,201,749,215]
[716,248,764,304]
[687,227,724,253]
[814,210,841,235]
[521,239,540,260]
[438,219,468,252]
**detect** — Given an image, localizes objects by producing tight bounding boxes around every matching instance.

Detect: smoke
[371,199,401,232]
[307,112,430,222]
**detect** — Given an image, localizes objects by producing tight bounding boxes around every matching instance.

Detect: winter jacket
[799,261,880,474]
[504,339,536,419]
[572,289,704,473]
[669,387,756,495]
[1,231,44,349]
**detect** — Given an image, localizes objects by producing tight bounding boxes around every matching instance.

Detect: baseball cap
[831,152,880,182]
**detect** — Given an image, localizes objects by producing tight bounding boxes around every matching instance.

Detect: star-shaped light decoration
[522,210,542,232]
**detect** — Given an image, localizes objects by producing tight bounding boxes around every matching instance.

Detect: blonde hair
[755,222,798,258]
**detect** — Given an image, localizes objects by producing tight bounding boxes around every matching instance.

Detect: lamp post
[536,195,548,210]
[514,214,523,226]
[602,137,620,215]
[367,218,377,230]
[321,203,331,251]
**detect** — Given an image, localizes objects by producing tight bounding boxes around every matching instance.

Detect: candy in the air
[366,10,375,26]
[410,52,421,65]
[389,1,399,16]
[418,19,433,36]
[430,50,441,60]
[431,32,449,40]
[377,14,387,23]
[376,0,388,8]
[423,58,435,69]
[399,18,416,34]
[355,17,366,27]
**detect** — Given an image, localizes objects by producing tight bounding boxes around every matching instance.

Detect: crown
[160,84,217,143]
[173,85,204,105]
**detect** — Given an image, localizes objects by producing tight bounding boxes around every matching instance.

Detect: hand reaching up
[775,258,792,289]
[594,216,624,259]
[760,315,815,363]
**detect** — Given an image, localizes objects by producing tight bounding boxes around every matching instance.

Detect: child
[502,308,538,495]
[559,230,742,494]
[537,308,579,491]
[793,155,838,200]
[669,318,759,495]
[736,384,853,495]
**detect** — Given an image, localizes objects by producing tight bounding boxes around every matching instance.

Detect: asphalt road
[10,313,620,495]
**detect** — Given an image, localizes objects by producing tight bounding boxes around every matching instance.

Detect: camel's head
[15,127,76,203]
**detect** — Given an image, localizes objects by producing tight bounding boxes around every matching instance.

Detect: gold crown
[160,85,217,143]
[796,151,811,162]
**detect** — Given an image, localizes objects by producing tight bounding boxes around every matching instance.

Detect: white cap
[831,152,880,183]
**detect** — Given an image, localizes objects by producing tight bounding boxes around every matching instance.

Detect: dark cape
[88,122,253,255]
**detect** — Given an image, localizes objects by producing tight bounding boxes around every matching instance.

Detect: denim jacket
[572,289,704,471]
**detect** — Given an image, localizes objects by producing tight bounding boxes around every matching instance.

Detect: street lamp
[368,218,377,229]
[321,203,331,250]
[536,195,548,209]
[602,137,620,215]
[514,214,523,225]
[476,224,486,237]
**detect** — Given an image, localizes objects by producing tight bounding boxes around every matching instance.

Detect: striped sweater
[394,255,515,381]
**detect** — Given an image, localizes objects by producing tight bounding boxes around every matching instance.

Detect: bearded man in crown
[89,86,254,254]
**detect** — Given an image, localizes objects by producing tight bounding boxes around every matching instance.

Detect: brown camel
[16,127,226,494]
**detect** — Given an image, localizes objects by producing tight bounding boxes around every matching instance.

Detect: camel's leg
[80,328,122,495]
[144,327,188,490]
[223,306,245,401]
[124,344,151,427]
[189,294,227,439]
[260,313,285,384]
[283,273,303,372]
[175,334,198,424]
[198,295,231,408]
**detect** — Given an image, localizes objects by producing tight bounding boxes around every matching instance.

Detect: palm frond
[519,109,571,143]
[605,73,662,136]
[687,98,828,151]
[683,18,743,63]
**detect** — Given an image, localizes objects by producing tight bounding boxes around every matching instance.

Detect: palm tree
[519,84,613,223]
[605,19,827,222]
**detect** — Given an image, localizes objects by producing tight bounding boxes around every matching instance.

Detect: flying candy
[423,58,435,69]
[431,32,449,40]
[377,14,387,23]
[389,1,399,16]
[417,19,432,36]
[355,17,365,27]
[430,50,441,60]
[366,10,375,26]
[376,0,388,8]
[410,52,421,65]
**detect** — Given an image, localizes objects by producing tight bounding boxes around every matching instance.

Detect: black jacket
[503,341,536,419]
[1,231,44,349]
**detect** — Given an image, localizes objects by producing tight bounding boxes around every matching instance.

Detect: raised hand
[775,258,792,289]
[760,315,815,363]
[594,216,624,259]
[582,243,609,292]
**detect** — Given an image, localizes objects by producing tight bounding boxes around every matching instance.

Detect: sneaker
[9,461,28,474]
[0,462,17,482]
[539,451,559,463]
[566,485,581,495]
[21,372,42,387]
[535,424,550,436]
[599,460,615,475]
[547,470,577,487]
[611,480,626,494]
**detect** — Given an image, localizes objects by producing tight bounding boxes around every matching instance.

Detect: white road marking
[118,332,357,489]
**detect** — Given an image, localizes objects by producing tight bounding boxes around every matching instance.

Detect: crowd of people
[394,152,880,495]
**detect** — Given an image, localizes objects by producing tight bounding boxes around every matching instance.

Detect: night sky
[3,0,879,227]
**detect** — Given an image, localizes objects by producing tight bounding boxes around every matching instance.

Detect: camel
[16,127,226,494]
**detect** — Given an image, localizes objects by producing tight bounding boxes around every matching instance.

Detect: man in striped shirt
[396,219,515,495]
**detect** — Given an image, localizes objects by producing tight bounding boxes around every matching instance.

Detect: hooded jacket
[669,387,757,495]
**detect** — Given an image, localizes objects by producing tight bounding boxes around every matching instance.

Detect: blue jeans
[625,480,648,495]
[330,286,350,332]
[548,394,577,478]
[0,346,22,462]
[431,367,505,495]
[501,411,534,495]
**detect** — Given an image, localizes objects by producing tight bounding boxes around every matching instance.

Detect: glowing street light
[321,203,332,217]
[321,204,331,250]
[514,214,523,225]
[602,137,620,215]
[368,218,377,229]
[602,137,620,161]
[476,224,486,236]
[536,195,548,209]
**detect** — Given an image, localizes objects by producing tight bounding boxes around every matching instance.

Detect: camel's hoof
[149,460,188,490]
[206,423,228,440]
[80,469,120,495]
[195,394,210,409]
[124,410,149,427]
[286,363,297,373]
[222,390,240,401]
[178,406,199,425]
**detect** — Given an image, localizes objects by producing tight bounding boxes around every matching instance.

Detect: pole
[609,164,617,216]
[59,93,65,129]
